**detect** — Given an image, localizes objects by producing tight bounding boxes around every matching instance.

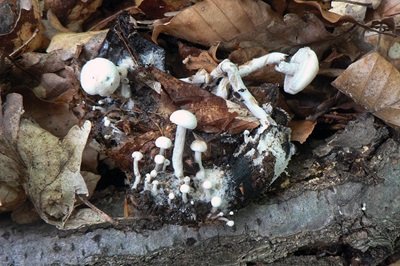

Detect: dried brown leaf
[0,0,45,57]
[150,67,259,134]
[289,120,317,144]
[18,52,81,103]
[152,0,281,49]
[332,52,400,128]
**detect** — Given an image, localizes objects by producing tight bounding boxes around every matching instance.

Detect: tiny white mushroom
[170,110,197,178]
[155,136,172,157]
[211,196,222,213]
[131,151,143,189]
[144,174,152,191]
[151,180,159,195]
[190,140,208,180]
[162,159,170,172]
[180,184,190,203]
[274,47,319,95]
[80,58,121,97]
[168,192,175,205]
[103,117,111,127]
[153,154,165,172]
[150,169,158,178]
[202,180,212,200]
[180,176,191,203]
[211,59,275,127]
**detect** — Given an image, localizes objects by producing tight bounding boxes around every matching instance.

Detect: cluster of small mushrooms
[79,47,319,226]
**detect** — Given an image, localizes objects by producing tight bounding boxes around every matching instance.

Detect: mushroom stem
[180,176,191,203]
[238,52,287,77]
[151,180,159,195]
[194,151,205,179]
[172,125,186,178]
[275,61,297,76]
[143,174,151,191]
[217,59,275,127]
[162,159,170,172]
[131,151,143,190]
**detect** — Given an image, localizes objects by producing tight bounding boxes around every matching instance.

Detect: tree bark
[1,114,400,265]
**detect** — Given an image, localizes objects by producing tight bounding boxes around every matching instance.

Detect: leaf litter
[1,0,400,229]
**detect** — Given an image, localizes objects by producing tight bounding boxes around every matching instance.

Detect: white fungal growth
[131,151,144,189]
[153,154,166,173]
[211,59,276,127]
[180,184,190,203]
[152,180,159,195]
[274,47,319,95]
[211,196,222,208]
[170,110,197,178]
[80,58,121,97]
[162,159,170,172]
[155,136,172,157]
[190,140,207,180]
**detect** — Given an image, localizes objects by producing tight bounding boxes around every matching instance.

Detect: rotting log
[1,114,400,265]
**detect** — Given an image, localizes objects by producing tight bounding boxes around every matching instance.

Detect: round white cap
[180,184,190,193]
[155,136,172,149]
[190,140,207,152]
[132,151,143,160]
[202,180,212,190]
[170,110,197,130]
[80,58,121,96]
[211,196,222,208]
[154,154,165,164]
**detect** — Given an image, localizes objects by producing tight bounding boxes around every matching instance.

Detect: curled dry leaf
[150,67,259,134]
[152,0,280,49]
[18,51,81,103]
[0,0,45,57]
[0,94,26,212]
[16,119,93,227]
[153,0,333,52]
[332,52,400,128]
[44,0,102,31]
[289,120,317,144]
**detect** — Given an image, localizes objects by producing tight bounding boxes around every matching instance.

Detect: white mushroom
[131,151,143,189]
[169,110,197,178]
[144,173,151,191]
[211,196,222,209]
[80,58,121,97]
[180,184,190,203]
[190,140,207,180]
[168,192,175,205]
[153,154,165,173]
[180,176,191,203]
[211,59,275,127]
[155,136,172,156]
[202,180,212,200]
[151,180,159,195]
[162,159,170,172]
[275,47,319,95]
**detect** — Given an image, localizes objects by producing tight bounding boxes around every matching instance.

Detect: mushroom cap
[131,151,143,160]
[202,180,212,190]
[155,136,172,149]
[168,192,175,200]
[279,47,319,95]
[190,139,207,152]
[80,58,121,97]
[180,184,190,193]
[170,110,197,130]
[211,196,222,208]
[154,154,165,164]
[226,220,235,227]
